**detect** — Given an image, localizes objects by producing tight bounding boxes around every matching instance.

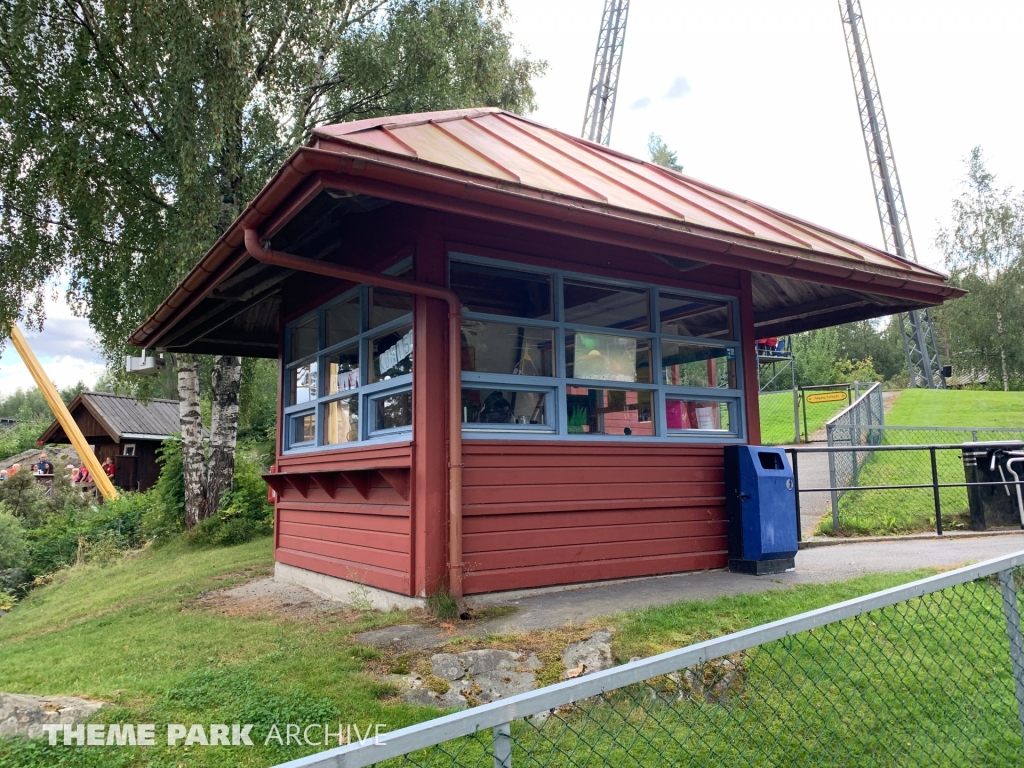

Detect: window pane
[461,321,554,377]
[462,389,549,426]
[659,293,734,340]
[566,333,651,383]
[326,296,360,347]
[290,412,315,444]
[371,326,413,382]
[370,286,413,328]
[289,316,318,362]
[450,261,552,320]
[289,361,317,405]
[324,397,359,445]
[661,341,737,389]
[325,345,360,395]
[564,279,649,330]
[666,399,732,432]
[566,387,654,436]
[374,390,412,431]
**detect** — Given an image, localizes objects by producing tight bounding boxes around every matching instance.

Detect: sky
[2,0,1023,397]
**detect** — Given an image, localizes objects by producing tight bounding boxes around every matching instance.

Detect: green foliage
[0,382,87,420]
[647,133,683,172]
[0,507,28,569]
[0,418,48,462]
[186,450,273,547]
[0,469,47,527]
[830,357,882,385]
[936,147,1024,391]
[237,358,278,447]
[792,327,839,386]
[426,589,460,621]
[142,437,186,541]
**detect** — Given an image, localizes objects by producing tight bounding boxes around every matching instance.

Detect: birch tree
[0,0,544,524]
[936,148,1024,390]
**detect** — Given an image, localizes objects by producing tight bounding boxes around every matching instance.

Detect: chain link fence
[822,420,1024,535]
[278,552,1024,768]
[757,389,798,446]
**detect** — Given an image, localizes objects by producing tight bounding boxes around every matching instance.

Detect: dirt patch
[192,576,363,620]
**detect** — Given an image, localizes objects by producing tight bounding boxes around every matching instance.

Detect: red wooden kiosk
[131,108,963,606]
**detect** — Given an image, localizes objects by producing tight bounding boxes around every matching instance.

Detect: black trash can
[725,446,799,575]
[962,441,1024,530]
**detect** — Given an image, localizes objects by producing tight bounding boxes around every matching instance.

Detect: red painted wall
[460,441,727,594]
[274,443,413,595]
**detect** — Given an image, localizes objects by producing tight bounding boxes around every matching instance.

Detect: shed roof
[38,392,180,445]
[129,108,963,354]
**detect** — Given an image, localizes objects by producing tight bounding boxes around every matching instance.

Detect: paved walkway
[466,533,1024,633]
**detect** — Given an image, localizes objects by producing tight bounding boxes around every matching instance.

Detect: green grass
[0,539,426,767]
[822,389,1024,535]
[759,391,849,446]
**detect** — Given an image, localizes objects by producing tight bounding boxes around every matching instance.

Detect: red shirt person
[101,457,116,480]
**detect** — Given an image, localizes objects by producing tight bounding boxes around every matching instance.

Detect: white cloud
[629,96,651,110]
[663,76,692,99]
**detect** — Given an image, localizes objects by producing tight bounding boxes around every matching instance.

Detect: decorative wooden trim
[341,470,372,499]
[309,472,339,496]
[284,473,310,498]
[262,474,288,496]
[377,468,410,501]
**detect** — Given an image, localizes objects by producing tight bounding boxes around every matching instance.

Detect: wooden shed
[129,108,963,603]
[38,392,179,492]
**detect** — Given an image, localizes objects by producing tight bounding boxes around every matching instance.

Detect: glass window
[326,296,360,347]
[661,341,737,389]
[450,261,552,320]
[289,412,316,444]
[566,333,651,383]
[324,397,359,445]
[370,286,413,328]
[289,361,317,405]
[659,293,733,340]
[461,321,555,377]
[325,345,360,395]
[462,389,549,426]
[566,387,654,437]
[289,316,318,362]
[373,391,412,431]
[666,399,731,431]
[564,279,649,331]
[372,326,413,382]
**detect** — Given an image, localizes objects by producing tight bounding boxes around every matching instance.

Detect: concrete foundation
[273,562,426,612]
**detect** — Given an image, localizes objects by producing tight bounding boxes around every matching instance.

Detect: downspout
[243,229,466,606]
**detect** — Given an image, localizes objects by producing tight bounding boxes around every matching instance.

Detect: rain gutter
[242,228,466,606]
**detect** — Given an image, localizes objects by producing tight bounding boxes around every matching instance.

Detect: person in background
[78,465,91,484]
[8,463,20,477]
[101,457,116,481]
[0,469,7,481]
[68,464,79,483]
[36,453,53,475]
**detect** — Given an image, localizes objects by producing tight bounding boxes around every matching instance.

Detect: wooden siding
[461,441,727,594]
[274,442,413,595]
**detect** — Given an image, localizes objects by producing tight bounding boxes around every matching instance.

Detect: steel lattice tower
[582,0,630,145]
[839,0,945,388]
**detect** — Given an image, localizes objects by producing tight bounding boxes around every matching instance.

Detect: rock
[561,630,613,678]
[0,693,107,739]
[473,670,536,703]
[523,653,543,670]
[457,649,519,676]
[402,679,470,710]
[430,653,465,681]
[355,624,450,653]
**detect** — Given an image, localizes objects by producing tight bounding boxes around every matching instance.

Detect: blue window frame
[282,263,414,452]
[450,252,746,442]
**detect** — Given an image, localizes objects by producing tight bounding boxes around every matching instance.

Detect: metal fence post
[827,424,840,533]
[851,392,860,487]
[793,383,800,445]
[493,722,512,768]
[997,569,1024,747]
[791,449,802,541]
[930,447,942,536]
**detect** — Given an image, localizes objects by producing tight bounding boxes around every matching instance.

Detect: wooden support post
[7,325,118,501]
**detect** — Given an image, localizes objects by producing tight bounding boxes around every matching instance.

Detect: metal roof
[39,392,181,444]
[312,108,941,279]
[129,108,963,352]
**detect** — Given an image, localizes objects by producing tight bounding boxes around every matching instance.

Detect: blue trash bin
[724,445,798,575]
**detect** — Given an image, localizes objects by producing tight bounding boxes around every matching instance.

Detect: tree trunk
[177,355,208,527]
[207,355,242,514]
[997,311,1010,392]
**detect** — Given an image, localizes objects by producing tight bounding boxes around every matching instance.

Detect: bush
[0,508,29,569]
[0,418,49,462]
[142,436,186,541]
[0,470,47,527]
[187,450,273,547]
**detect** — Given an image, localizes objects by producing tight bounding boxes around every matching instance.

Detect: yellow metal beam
[6,324,119,501]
